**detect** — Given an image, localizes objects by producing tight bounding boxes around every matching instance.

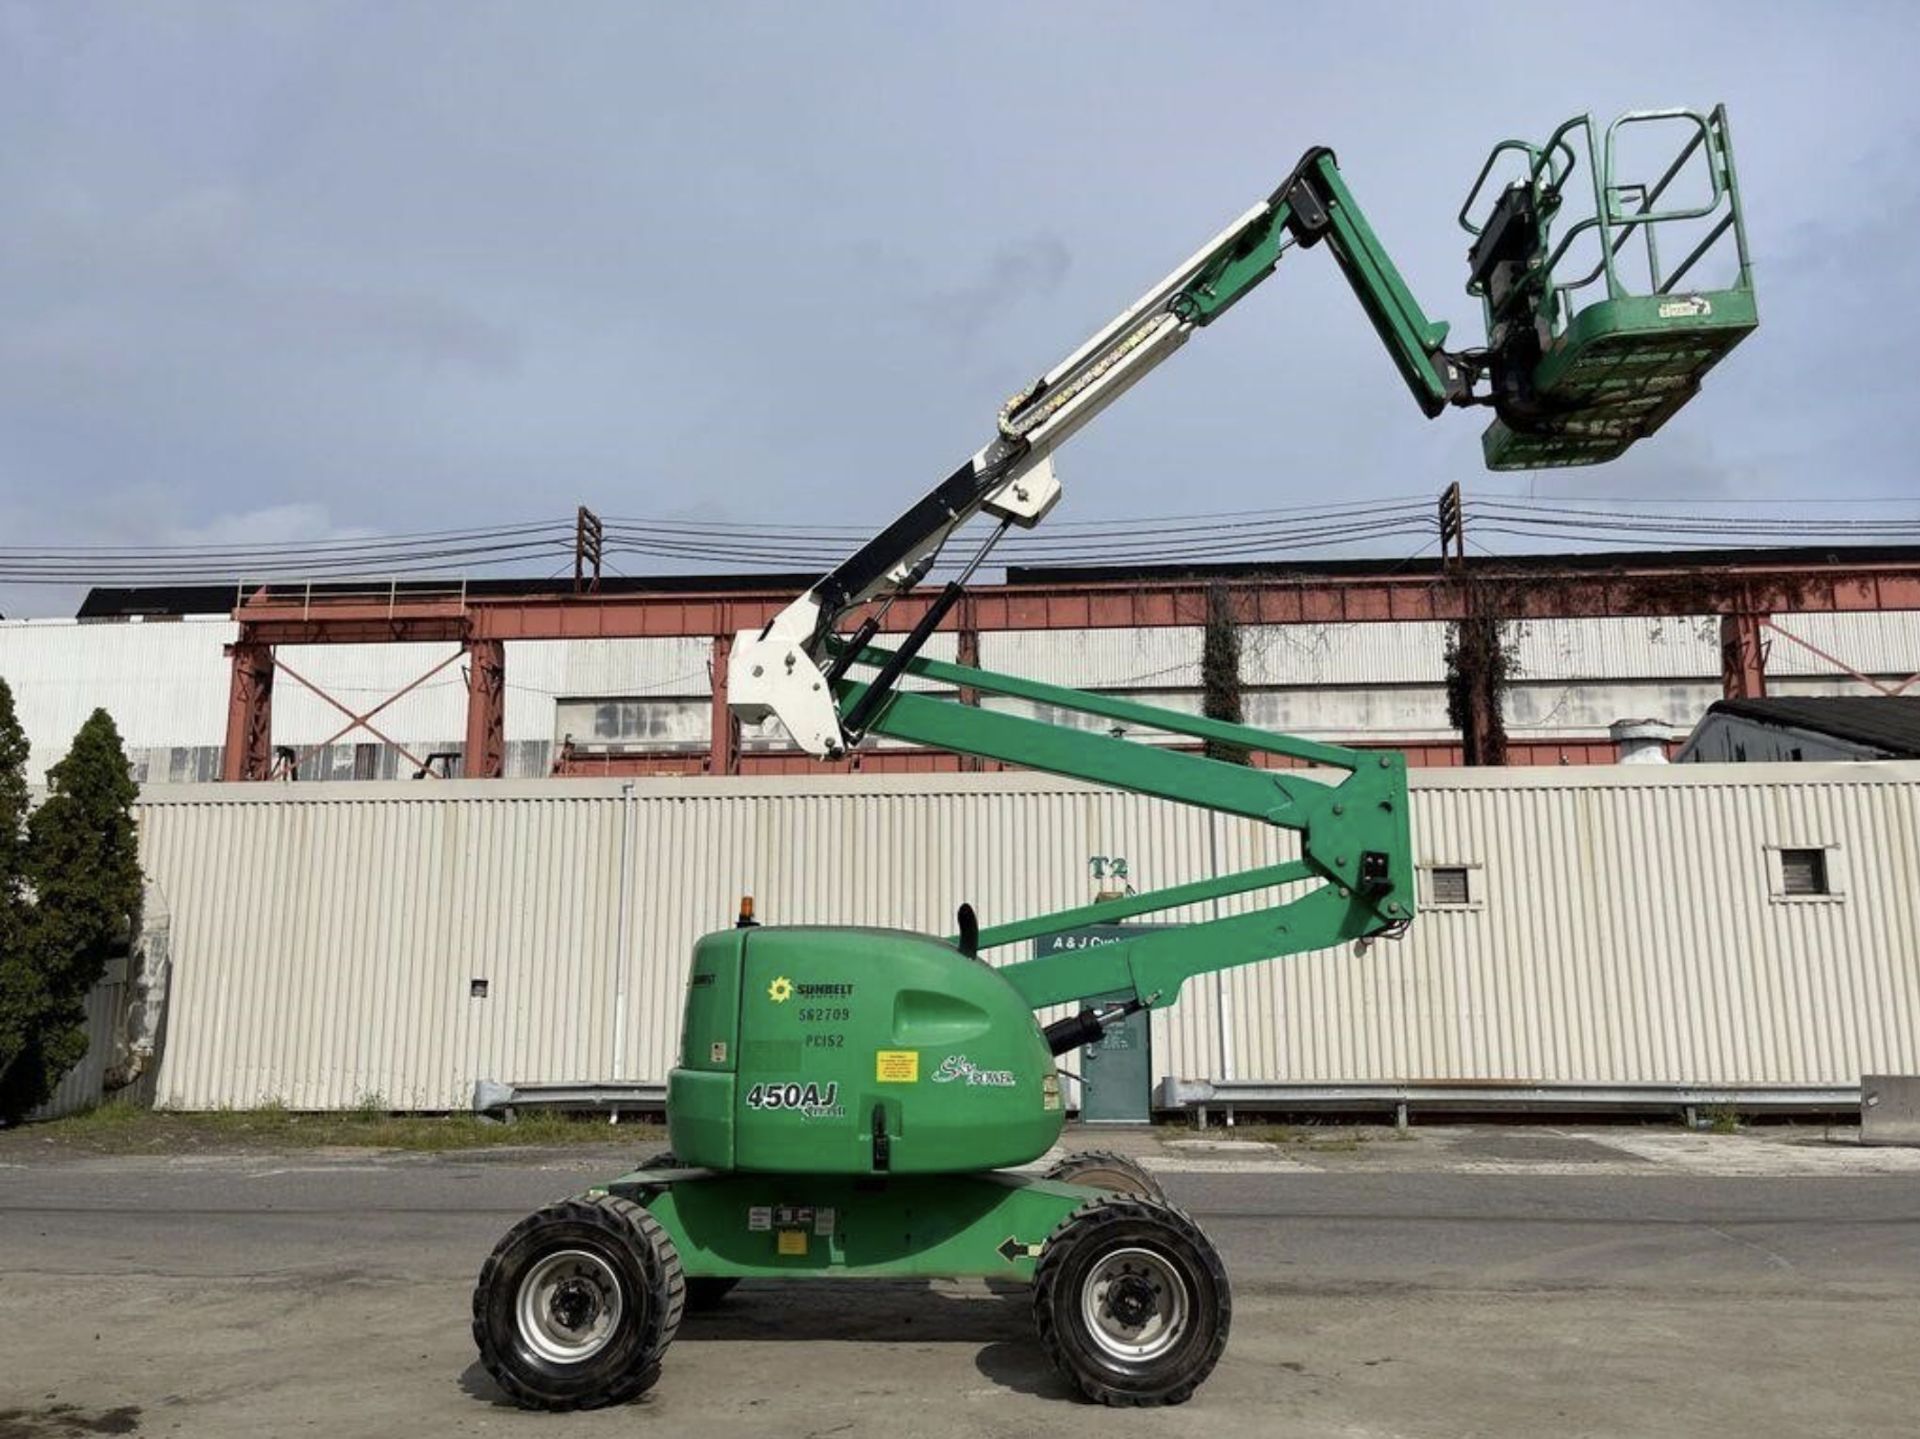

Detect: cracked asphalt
[2,1127,1917,1438]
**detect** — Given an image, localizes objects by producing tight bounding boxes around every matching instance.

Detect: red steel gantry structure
[219,550,1920,781]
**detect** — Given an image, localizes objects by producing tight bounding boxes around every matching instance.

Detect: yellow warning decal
[776,1229,808,1256]
[875,1050,919,1083]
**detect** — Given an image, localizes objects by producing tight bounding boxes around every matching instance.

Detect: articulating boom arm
[825,637,1417,1021]
[731,148,1479,759]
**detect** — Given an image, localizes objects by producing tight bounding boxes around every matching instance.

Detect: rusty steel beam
[707,634,739,776]
[1720,613,1769,699]
[231,561,1920,648]
[221,641,276,782]
[464,639,507,779]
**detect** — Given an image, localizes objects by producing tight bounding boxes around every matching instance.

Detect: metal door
[1030,924,1161,1124]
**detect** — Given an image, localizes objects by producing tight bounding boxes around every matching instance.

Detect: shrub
[0,703,143,1123]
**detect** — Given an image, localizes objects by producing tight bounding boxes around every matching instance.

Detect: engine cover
[668,927,1065,1175]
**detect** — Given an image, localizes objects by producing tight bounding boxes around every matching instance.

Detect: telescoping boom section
[732,107,1756,765]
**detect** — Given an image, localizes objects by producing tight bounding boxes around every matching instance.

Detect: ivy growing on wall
[1443,580,1520,766]
[1202,581,1252,766]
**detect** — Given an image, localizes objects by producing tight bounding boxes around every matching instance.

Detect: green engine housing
[667,927,1065,1175]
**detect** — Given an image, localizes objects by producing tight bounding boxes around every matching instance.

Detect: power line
[9,492,1920,590]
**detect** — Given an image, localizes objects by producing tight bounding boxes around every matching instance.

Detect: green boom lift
[472,107,1756,1409]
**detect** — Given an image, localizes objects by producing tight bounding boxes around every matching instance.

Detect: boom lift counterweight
[473,106,1757,1412]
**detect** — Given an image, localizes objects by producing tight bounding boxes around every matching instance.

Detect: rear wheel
[472,1193,685,1410]
[1044,1149,1165,1201]
[1032,1196,1230,1406]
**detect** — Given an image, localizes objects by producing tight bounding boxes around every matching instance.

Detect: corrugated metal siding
[137,788,629,1108]
[981,629,1200,689]
[1239,617,1725,687]
[1513,616,1722,681]
[1243,623,1442,686]
[1765,611,1920,678]
[130,764,1920,1108]
[32,968,128,1119]
[0,617,238,777]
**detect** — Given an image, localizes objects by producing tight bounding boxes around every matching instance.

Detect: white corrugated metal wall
[128,763,1920,1110]
[32,965,129,1119]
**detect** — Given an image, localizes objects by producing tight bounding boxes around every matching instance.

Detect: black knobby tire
[472,1193,686,1410]
[1044,1149,1166,1201]
[637,1148,680,1170]
[1032,1195,1231,1407]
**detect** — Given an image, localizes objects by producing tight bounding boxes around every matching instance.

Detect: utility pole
[574,506,604,594]
[1437,481,1465,570]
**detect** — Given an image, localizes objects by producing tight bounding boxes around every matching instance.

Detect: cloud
[1528,429,1747,501]
[2,4,1918,621]
[159,502,377,548]
[917,235,1072,353]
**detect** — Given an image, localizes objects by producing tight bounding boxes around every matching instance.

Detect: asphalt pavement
[2,1126,1917,1438]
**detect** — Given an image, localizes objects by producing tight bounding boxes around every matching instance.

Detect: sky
[2,1,1917,616]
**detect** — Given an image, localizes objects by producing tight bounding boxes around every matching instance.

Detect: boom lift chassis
[472,108,1755,1411]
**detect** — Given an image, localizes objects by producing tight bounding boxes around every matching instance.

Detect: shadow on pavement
[456,1361,518,1410]
[972,1340,1078,1400]
[679,1279,1028,1344]
[457,1279,1078,1408]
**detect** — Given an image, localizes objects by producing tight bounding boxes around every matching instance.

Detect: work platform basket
[1461,105,1756,470]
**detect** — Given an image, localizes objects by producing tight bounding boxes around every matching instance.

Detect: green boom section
[831,641,1415,1010]
[1172,150,1460,417]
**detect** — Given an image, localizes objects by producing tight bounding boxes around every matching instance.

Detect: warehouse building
[6,544,1920,784]
[15,546,1920,1121]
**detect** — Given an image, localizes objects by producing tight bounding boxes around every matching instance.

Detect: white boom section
[729,201,1280,758]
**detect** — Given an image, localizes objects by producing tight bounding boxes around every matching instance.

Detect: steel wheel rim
[516,1248,625,1364]
[1080,1245,1190,1362]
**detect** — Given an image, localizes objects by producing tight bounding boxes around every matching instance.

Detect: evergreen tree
[0,707,143,1123]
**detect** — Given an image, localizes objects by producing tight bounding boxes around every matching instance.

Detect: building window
[1421,864,1479,908]
[1768,844,1841,903]
[1779,848,1829,897]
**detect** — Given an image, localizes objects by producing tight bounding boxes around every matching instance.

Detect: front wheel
[472,1193,686,1410]
[1032,1195,1230,1406]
